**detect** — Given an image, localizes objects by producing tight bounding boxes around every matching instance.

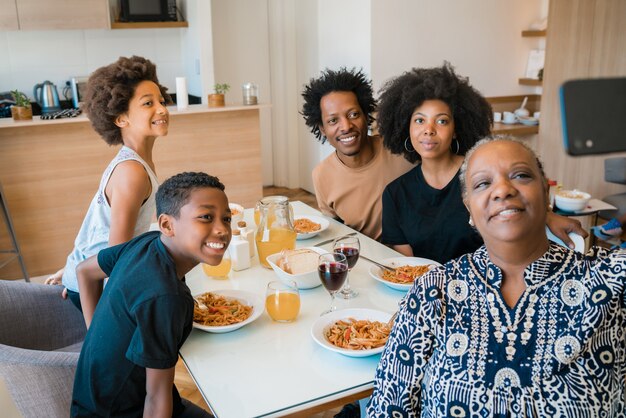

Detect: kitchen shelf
[492,122,539,136]
[111,21,188,29]
[519,78,543,86]
[522,29,547,37]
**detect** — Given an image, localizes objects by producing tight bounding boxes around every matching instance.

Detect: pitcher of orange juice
[254,196,293,226]
[255,197,296,268]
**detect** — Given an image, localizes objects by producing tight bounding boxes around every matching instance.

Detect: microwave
[119,0,177,22]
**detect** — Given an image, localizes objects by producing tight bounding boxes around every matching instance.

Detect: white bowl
[368,257,441,292]
[310,308,392,357]
[518,116,539,126]
[293,215,330,240]
[229,203,244,225]
[266,247,329,289]
[192,290,264,334]
[554,190,591,212]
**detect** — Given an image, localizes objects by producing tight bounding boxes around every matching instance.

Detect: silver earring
[468,216,474,227]
[404,137,416,153]
[451,137,460,154]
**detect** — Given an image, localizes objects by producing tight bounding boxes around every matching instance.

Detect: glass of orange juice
[201,251,231,280]
[265,280,300,322]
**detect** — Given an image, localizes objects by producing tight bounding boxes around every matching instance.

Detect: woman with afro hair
[377,63,585,263]
[46,56,172,309]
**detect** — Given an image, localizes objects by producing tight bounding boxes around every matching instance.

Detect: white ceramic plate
[293,215,330,240]
[369,257,441,291]
[518,116,539,126]
[501,119,518,125]
[193,290,264,334]
[310,308,392,357]
[229,203,245,227]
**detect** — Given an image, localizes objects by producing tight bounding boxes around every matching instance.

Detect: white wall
[0,28,186,101]
[211,0,273,186]
[370,0,545,96]
[295,0,374,193]
[182,0,215,100]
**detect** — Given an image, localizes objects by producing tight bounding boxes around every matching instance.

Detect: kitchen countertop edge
[0,103,271,129]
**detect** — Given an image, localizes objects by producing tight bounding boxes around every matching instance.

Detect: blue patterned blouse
[367,244,626,417]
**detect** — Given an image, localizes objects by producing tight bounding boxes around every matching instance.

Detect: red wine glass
[332,235,360,299]
[318,252,349,315]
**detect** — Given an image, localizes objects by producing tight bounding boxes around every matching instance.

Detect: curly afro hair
[377,62,493,163]
[156,172,225,218]
[301,67,376,143]
[84,56,171,145]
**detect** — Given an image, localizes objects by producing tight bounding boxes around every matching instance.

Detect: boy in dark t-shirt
[71,172,231,418]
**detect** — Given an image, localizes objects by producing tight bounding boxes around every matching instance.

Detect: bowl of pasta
[293,215,329,240]
[369,257,441,291]
[310,308,393,357]
[193,290,264,333]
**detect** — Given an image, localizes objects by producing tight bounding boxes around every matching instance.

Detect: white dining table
[179,201,405,417]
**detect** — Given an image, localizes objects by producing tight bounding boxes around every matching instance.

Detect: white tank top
[62,146,159,293]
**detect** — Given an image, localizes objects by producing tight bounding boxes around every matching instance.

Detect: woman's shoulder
[384,164,421,192]
[582,245,626,273]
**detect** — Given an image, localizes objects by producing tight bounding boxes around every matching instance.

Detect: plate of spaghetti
[193,290,264,333]
[311,308,392,357]
[293,215,329,240]
[369,257,441,291]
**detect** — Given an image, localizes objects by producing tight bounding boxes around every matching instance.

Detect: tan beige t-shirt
[312,136,415,240]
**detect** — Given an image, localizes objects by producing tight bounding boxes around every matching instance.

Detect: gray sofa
[0,280,86,418]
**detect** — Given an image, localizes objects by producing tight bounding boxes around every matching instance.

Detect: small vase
[11,105,33,121]
[208,93,225,107]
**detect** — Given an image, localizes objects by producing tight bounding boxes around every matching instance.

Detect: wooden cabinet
[0,0,19,30]
[15,0,110,30]
[0,105,265,279]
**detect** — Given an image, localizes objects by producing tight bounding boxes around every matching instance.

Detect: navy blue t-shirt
[71,231,194,418]
[381,165,483,264]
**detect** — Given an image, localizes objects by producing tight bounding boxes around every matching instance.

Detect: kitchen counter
[0,104,268,279]
[0,103,270,128]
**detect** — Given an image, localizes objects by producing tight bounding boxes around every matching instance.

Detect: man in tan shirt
[301,68,414,240]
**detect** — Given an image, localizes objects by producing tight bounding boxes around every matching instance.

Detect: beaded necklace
[467,252,568,361]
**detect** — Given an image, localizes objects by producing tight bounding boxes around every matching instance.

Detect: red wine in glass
[332,235,360,299]
[318,262,348,291]
[334,247,359,269]
[318,252,349,315]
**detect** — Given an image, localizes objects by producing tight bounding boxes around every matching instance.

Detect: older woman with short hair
[367,136,626,417]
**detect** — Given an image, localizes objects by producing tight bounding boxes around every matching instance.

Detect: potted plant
[208,83,230,107]
[10,90,33,121]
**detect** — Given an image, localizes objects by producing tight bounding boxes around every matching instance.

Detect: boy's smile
[161,187,232,277]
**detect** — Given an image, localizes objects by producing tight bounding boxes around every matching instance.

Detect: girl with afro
[46,56,171,308]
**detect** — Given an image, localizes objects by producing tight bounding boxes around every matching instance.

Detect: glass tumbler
[265,280,300,322]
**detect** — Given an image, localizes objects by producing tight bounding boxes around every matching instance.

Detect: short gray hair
[459,135,547,199]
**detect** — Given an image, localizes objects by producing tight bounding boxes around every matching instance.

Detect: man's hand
[546,212,589,249]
